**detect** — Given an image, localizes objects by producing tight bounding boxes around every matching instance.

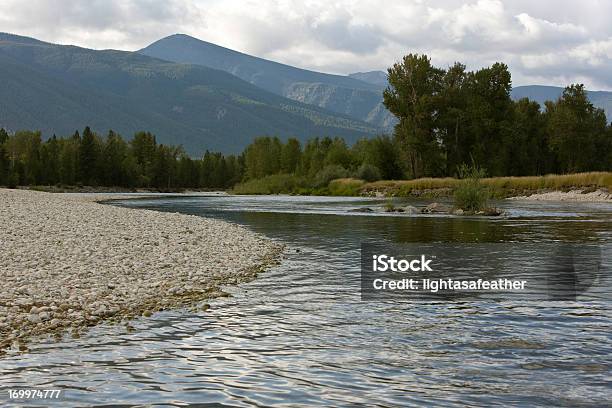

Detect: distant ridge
[139,34,397,130]
[348,71,388,87]
[0,33,379,155]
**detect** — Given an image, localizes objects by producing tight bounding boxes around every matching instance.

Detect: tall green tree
[545,84,609,172]
[99,130,128,186]
[40,135,61,185]
[280,138,302,173]
[131,131,157,186]
[0,129,9,185]
[79,126,100,185]
[384,54,445,177]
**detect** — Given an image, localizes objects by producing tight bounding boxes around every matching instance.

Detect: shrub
[355,163,382,182]
[313,165,349,188]
[454,164,489,211]
[328,178,364,196]
[231,174,306,194]
[7,172,18,189]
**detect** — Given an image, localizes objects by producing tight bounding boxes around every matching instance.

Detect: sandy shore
[0,189,282,352]
[508,189,612,202]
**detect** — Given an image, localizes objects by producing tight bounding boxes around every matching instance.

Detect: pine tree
[79,126,99,185]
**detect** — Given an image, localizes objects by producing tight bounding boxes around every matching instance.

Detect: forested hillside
[0,33,377,156]
[140,34,396,130]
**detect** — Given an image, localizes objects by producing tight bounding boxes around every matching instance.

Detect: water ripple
[1,196,611,407]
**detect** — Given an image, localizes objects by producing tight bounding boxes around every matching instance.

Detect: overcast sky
[1,0,611,89]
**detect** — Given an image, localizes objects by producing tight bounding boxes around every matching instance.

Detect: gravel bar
[508,189,612,202]
[0,189,282,352]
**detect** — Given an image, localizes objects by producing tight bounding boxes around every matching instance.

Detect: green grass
[453,165,489,212]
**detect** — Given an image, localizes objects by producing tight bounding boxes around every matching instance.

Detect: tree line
[0,127,242,189]
[383,54,612,178]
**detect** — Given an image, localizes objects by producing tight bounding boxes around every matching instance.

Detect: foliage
[0,128,240,190]
[383,55,612,178]
[327,178,365,196]
[231,174,307,195]
[453,164,489,212]
[355,163,382,182]
[313,165,350,188]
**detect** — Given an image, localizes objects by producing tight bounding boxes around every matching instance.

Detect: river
[2,195,611,406]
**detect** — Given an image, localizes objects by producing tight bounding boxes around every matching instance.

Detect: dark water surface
[2,195,611,407]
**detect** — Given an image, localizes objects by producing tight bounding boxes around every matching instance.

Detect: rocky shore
[0,189,282,352]
[508,189,612,202]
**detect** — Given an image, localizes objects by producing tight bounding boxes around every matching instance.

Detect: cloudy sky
[1,0,611,89]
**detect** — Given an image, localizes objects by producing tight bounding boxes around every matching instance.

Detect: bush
[355,163,382,182]
[313,165,349,188]
[232,174,307,194]
[7,172,19,189]
[454,164,489,211]
[328,178,365,196]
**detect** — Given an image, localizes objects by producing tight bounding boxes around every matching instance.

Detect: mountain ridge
[0,33,378,155]
[139,34,396,130]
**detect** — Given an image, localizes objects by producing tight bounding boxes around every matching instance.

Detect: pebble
[0,189,282,352]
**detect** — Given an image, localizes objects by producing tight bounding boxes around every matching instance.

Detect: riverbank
[509,189,612,202]
[0,189,282,353]
[19,185,227,194]
[231,171,612,201]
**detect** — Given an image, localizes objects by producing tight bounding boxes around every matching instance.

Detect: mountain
[0,33,379,155]
[511,85,612,121]
[348,71,388,87]
[139,34,396,130]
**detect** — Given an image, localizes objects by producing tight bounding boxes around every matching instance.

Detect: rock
[0,188,281,353]
[348,207,374,213]
[483,208,504,216]
[15,298,33,308]
[452,209,465,216]
[422,202,452,214]
[27,314,41,324]
[402,206,419,214]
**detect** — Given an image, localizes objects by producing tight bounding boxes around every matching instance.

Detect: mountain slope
[139,34,396,130]
[348,71,388,87]
[0,33,378,155]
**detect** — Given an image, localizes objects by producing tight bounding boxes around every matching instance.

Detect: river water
[2,195,611,407]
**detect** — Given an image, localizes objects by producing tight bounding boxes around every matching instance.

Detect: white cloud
[0,0,611,89]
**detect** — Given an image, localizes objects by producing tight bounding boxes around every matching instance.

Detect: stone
[422,202,452,214]
[402,206,420,214]
[0,188,281,353]
[27,314,41,324]
[348,207,374,213]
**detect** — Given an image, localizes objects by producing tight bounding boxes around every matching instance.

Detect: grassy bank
[232,172,612,198]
